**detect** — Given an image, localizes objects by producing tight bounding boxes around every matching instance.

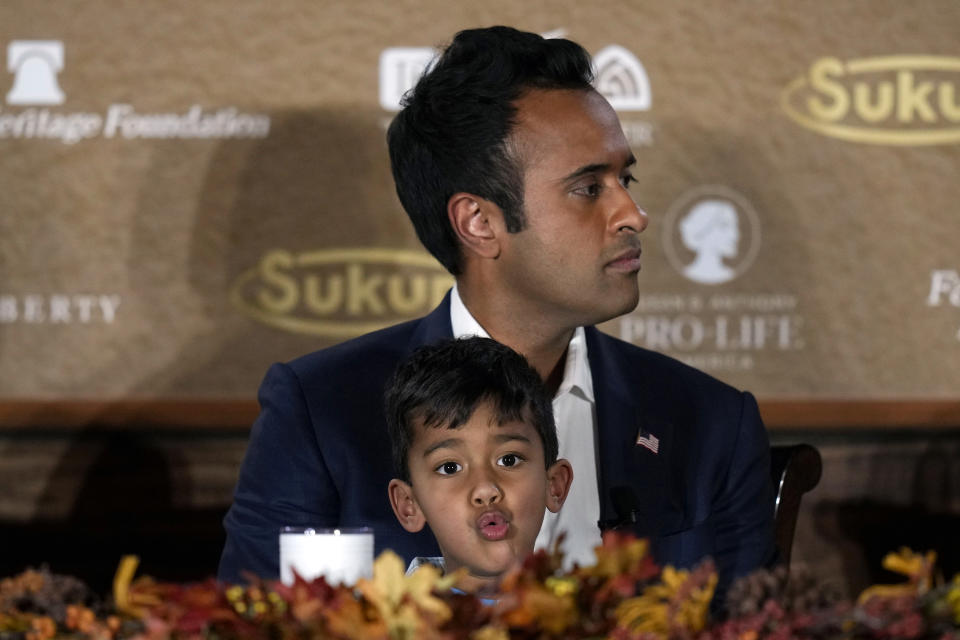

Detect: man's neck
[456,280,574,391]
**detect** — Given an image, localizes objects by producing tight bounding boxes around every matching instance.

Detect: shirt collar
[450,283,489,339]
[449,284,594,403]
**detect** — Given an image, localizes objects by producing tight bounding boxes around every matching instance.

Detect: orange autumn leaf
[499,582,578,634]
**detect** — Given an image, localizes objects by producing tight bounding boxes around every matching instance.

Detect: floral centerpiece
[1,533,958,639]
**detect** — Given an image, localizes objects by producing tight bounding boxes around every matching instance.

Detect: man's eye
[573,182,602,198]
[435,461,462,475]
[620,174,637,188]
[497,453,524,468]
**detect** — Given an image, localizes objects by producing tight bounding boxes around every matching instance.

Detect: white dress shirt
[449,285,601,567]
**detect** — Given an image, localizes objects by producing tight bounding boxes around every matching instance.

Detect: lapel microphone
[597,485,639,531]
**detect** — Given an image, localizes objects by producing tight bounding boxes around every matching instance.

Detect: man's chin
[617,288,641,316]
[589,288,640,325]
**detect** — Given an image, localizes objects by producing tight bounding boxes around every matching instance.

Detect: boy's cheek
[413,477,455,506]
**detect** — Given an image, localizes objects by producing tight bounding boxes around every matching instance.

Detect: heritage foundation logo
[662,186,761,285]
[1,40,270,143]
[6,40,65,105]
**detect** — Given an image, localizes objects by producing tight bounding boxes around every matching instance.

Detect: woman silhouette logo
[663,186,761,285]
[680,199,740,284]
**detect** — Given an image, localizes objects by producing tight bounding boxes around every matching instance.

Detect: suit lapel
[585,328,683,536]
[408,290,454,348]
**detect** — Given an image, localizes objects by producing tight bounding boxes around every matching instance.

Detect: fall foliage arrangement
[2,533,959,639]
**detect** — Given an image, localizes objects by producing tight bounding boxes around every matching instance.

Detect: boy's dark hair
[385,337,557,483]
[387,26,594,275]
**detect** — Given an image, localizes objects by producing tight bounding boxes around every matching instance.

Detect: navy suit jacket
[220,294,776,598]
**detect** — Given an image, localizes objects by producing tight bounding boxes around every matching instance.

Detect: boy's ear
[545,459,574,514]
[388,479,426,532]
[447,193,502,261]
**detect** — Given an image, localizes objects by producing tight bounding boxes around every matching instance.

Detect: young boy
[385,337,573,595]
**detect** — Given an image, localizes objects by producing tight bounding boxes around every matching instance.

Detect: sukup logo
[230,248,454,337]
[781,55,960,145]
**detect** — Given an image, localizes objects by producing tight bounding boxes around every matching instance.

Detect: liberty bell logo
[6,40,65,105]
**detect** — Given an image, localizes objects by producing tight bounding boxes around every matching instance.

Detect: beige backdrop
[1,0,958,402]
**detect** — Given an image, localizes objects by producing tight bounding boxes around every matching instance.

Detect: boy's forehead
[410,401,539,445]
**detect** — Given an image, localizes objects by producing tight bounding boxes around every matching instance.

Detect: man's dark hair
[387,26,594,275]
[385,337,557,483]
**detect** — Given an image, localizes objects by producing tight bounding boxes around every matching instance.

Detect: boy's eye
[435,461,462,475]
[497,453,524,468]
[620,173,637,188]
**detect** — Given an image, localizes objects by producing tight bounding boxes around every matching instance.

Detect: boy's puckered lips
[476,510,510,541]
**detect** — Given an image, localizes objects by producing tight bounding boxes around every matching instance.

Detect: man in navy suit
[219,26,775,602]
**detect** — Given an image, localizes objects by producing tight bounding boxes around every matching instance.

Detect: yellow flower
[112,555,163,617]
[945,575,960,624]
[545,576,578,598]
[883,548,936,585]
[671,571,716,633]
[615,566,717,636]
[857,548,937,604]
[355,550,456,640]
[113,555,139,615]
[616,593,669,635]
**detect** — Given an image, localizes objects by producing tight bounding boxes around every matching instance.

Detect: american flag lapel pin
[635,428,659,454]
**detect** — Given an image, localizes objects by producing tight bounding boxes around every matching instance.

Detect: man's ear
[545,459,574,513]
[388,478,426,532]
[447,193,502,260]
